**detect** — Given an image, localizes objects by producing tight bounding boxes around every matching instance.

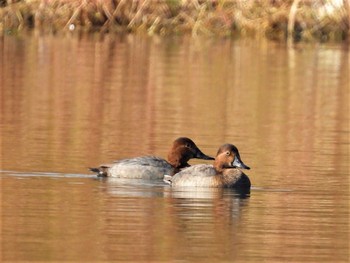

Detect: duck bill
[232,155,250,170]
[195,149,215,160]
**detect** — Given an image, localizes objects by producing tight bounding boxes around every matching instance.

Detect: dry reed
[0,0,349,42]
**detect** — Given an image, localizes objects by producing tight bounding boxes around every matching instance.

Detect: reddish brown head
[167,137,214,169]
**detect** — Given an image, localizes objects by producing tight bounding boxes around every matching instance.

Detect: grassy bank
[0,0,349,42]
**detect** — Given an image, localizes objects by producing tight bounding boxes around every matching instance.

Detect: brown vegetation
[0,0,349,41]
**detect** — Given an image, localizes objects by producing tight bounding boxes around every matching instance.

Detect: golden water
[1,33,349,262]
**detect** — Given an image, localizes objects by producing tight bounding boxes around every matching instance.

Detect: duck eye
[186,144,191,148]
[226,151,230,156]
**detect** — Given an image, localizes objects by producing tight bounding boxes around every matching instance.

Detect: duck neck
[167,150,189,169]
[213,160,225,173]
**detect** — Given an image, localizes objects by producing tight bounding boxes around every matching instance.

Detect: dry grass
[0,0,349,41]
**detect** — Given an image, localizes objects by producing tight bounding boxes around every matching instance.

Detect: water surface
[1,33,349,262]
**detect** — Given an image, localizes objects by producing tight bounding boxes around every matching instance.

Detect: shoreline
[0,0,349,42]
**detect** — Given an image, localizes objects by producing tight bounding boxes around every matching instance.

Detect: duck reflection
[95,161,251,261]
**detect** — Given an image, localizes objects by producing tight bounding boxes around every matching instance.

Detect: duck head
[214,143,250,172]
[167,137,214,168]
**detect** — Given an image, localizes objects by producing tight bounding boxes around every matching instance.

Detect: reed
[0,0,349,41]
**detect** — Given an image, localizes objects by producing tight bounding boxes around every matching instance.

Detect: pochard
[89,137,214,180]
[164,143,251,188]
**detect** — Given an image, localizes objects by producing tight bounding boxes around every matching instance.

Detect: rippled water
[1,32,349,262]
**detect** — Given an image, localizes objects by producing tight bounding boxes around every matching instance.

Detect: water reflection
[96,177,250,261]
[98,177,168,197]
[168,187,249,199]
[0,33,348,262]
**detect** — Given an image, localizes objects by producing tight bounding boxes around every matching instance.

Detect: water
[1,32,349,262]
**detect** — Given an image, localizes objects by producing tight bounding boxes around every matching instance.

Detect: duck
[89,137,214,180]
[164,143,251,188]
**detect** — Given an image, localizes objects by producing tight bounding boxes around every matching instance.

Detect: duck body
[164,143,251,188]
[164,164,251,188]
[89,137,214,180]
[92,156,173,180]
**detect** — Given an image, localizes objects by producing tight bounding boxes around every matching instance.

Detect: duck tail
[163,174,172,185]
[89,167,107,177]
